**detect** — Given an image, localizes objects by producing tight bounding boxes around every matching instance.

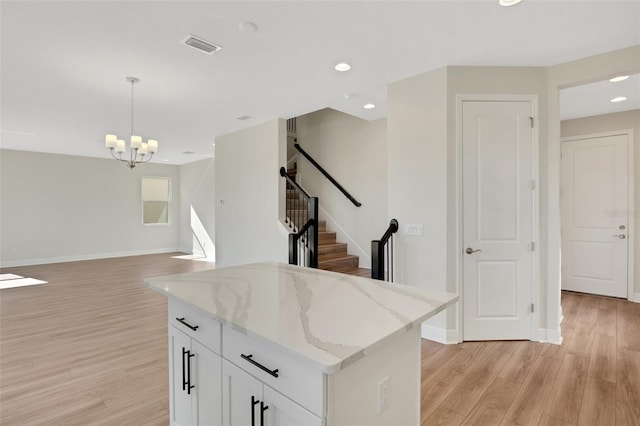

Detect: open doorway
[559,73,639,301]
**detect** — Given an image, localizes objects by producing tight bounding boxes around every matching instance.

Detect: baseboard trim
[634,292,640,303]
[536,328,563,345]
[0,248,184,268]
[421,323,458,345]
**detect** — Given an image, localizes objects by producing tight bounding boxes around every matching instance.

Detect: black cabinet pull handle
[260,400,269,426]
[186,351,195,395]
[241,354,279,378]
[181,347,188,391]
[251,395,260,426]
[176,317,199,331]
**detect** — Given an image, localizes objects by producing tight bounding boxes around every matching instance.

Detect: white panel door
[192,340,222,426]
[561,134,628,298]
[463,100,533,341]
[169,326,194,426]
[222,360,264,426]
[263,386,322,426]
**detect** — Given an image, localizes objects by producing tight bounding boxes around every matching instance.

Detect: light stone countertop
[145,262,458,374]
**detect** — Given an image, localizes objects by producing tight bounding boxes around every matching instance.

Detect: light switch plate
[404,224,423,236]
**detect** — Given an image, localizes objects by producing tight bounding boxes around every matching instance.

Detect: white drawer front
[169,299,221,354]
[223,327,325,417]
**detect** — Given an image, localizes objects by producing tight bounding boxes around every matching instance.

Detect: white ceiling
[1,1,639,165]
[560,73,640,121]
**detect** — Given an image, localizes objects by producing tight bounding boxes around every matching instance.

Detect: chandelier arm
[110,148,129,163]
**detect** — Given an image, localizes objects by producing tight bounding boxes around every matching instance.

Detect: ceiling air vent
[182,35,222,55]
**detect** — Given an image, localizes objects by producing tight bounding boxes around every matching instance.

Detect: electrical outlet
[377,376,390,414]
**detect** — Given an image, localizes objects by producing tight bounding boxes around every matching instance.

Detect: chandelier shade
[106,77,158,169]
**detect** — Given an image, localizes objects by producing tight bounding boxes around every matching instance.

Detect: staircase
[286,166,370,278]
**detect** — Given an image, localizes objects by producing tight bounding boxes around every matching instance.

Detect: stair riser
[318,232,336,245]
[319,256,359,273]
[318,244,348,261]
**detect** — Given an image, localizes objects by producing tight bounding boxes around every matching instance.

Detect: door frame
[560,129,635,301]
[455,94,540,343]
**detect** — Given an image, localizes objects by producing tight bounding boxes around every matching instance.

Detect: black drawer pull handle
[176,317,199,331]
[241,353,279,378]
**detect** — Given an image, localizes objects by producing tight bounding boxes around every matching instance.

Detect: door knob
[465,247,482,254]
[613,234,626,239]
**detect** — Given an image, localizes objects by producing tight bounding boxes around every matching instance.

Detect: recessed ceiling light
[609,75,629,83]
[335,62,351,72]
[611,96,627,103]
[499,0,522,6]
[236,115,251,121]
[183,151,195,155]
[363,103,376,109]
[163,159,170,162]
[343,92,357,99]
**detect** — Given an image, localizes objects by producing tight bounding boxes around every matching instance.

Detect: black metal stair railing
[371,219,399,281]
[280,167,318,268]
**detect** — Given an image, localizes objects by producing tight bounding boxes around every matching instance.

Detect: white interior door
[462,100,534,341]
[561,133,629,298]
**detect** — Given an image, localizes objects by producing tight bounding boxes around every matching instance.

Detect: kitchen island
[146,262,457,426]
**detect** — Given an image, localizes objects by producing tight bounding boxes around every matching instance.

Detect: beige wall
[295,108,388,267]
[387,66,549,339]
[0,149,181,266]
[214,119,288,267]
[547,46,640,326]
[179,158,215,259]
[387,67,449,330]
[561,109,640,296]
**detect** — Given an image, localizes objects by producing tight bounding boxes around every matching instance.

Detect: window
[142,177,171,225]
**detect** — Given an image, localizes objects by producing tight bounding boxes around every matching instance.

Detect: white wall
[295,108,388,267]
[179,158,215,259]
[387,66,548,341]
[214,119,288,267]
[0,149,181,267]
[387,67,449,333]
[547,45,640,330]
[561,109,640,297]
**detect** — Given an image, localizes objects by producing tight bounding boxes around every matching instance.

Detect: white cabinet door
[222,360,264,426]
[170,326,223,426]
[193,340,222,426]
[263,386,322,426]
[170,326,194,426]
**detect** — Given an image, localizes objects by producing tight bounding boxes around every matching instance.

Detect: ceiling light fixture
[105,77,158,169]
[363,103,376,109]
[609,75,629,82]
[611,96,627,103]
[335,62,351,72]
[499,0,522,6]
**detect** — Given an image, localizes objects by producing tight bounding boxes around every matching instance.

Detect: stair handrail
[294,141,362,207]
[280,167,318,268]
[371,219,399,281]
[280,167,311,198]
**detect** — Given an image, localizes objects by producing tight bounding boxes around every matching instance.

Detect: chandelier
[105,76,158,169]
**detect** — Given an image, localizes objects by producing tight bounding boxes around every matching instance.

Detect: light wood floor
[1,255,639,425]
[421,291,640,426]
